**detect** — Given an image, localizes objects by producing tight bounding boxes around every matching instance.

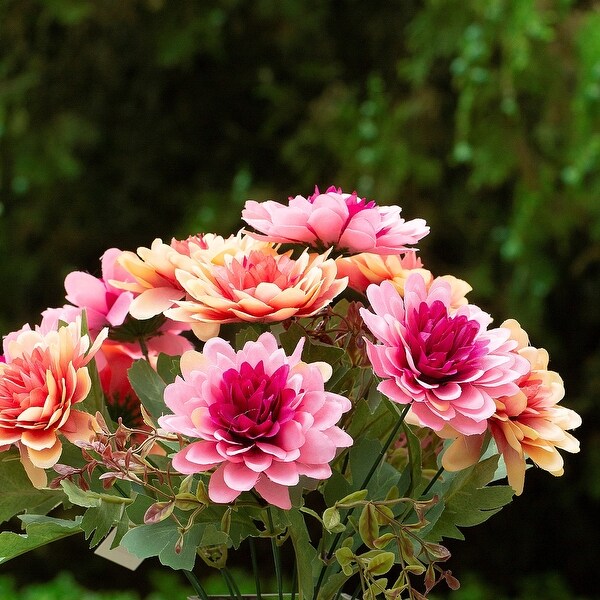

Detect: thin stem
[138,336,150,361]
[266,506,284,600]
[421,465,445,497]
[222,568,243,600]
[249,537,262,600]
[183,570,210,600]
[313,403,410,600]
[291,561,298,600]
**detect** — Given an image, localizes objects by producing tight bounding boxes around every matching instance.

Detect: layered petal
[159,333,352,508]
[360,276,530,435]
[242,186,429,256]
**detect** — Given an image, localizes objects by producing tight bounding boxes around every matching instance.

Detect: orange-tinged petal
[442,434,484,471]
[26,437,63,469]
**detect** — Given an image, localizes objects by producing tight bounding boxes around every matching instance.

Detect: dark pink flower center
[404,300,489,385]
[211,361,295,443]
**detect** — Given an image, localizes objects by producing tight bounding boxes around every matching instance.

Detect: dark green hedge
[1,1,598,596]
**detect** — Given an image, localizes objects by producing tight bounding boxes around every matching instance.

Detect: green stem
[138,336,150,361]
[183,570,210,600]
[291,561,298,600]
[313,403,410,600]
[266,507,284,600]
[222,568,243,600]
[249,537,262,600]
[421,465,445,497]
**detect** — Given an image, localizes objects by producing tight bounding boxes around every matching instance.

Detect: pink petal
[129,287,184,319]
[223,461,260,492]
[65,271,109,313]
[265,461,299,485]
[209,465,242,503]
[254,475,292,509]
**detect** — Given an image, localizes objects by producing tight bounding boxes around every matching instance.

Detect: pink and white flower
[242,186,429,255]
[360,275,530,435]
[441,319,581,494]
[158,332,353,509]
[165,248,347,341]
[115,232,275,320]
[64,248,136,332]
[0,318,107,487]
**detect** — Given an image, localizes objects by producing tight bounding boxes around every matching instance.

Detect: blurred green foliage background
[1,0,598,598]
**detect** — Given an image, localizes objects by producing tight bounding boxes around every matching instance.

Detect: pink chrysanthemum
[441,320,581,494]
[165,248,347,341]
[360,275,530,435]
[242,186,429,255]
[159,333,353,509]
[0,318,106,487]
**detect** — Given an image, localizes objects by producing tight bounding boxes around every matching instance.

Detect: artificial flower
[115,231,276,321]
[0,318,106,487]
[64,248,135,332]
[441,319,582,494]
[242,186,429,255]
[360,275,530,435]
[159,332,353,509]
[164,248,348,341]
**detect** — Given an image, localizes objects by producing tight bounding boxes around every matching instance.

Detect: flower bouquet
[0,187,581,599]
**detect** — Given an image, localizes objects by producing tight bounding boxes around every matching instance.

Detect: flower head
[0,318,106,486]
[242,186,429,255]
[159,332,353,509]
[441,319,581,494]
[64,248,136,332]
[360,275,530,435]
[165,248,347,341]
[115,232,275,320]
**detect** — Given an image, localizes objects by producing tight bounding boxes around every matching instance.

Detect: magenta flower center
[405,301,489,385]
[210,361,295,444]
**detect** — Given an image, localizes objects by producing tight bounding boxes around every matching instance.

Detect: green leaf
[81,501,123,547]
[235,324,262,348]
[366,551,395,575]
[0,452,64,524]
[0,515,82,564]
[60,479,133,509]
[120,519,203,570]
[287,510,319,600]
[424,456,515,541]
[156,353,181,384]
[349,437,382,489]
[397,422,424,498]
[128,358,168,419]
[60,479,101,508]
[278,321,345,366]
[322,507,344,533]
[323,471,352,508]
[358,504,379,549]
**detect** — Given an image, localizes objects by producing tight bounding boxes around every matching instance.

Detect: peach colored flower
[114,232,275,320]
[165,248,348,341]
[242,186,429,256]
[441,319,581,494]
[159,333,353,509]
[0,318,106,487]
[336,252,472,310]
[336,251,431,293]
[360,276,530,435]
